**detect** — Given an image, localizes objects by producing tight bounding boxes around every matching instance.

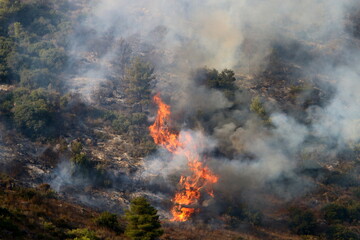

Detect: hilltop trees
[125,197,163,240]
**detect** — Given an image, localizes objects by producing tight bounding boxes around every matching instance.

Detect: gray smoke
[66,0,360,212]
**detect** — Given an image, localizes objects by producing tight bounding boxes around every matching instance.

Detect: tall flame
[149,94,218,222]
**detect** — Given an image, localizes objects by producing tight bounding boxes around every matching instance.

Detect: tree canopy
[125,197,163,240]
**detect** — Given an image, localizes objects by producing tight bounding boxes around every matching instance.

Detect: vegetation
[322,203,349,224]
[0,1,360,240]
[94,211,123,234]
[125,197,164,240]
[122,57,155,112]
[250,96,267,119]
[288,207,317,235]
[193,67,237,100]
[326,225,359,240]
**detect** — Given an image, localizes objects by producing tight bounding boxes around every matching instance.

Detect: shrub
[20,68,55,89]
[250,96,270,124]
[348,203,360,223]
[112,114,131,134]
[71,141,83,155]
[288,207,317,235]
[325,225,359,240]
[0,207,21,236]
[244,209,263,226]
[94,211,123,233]
[67,228,99,240]
[12,88,60,139]
[322,203,349,224]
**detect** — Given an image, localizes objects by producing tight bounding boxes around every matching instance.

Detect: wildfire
[149,94,218,222]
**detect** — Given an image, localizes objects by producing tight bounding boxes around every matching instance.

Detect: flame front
[149,94,218,222]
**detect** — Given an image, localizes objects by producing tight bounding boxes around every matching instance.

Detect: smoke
[62,0,360,217]
[68,0,350,101]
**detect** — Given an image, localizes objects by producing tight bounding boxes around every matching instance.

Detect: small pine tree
[122,58,155,112]
[125,197,163,240]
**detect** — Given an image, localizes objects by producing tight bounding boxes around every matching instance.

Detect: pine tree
[122,58,155,112]
[125,197,163,240]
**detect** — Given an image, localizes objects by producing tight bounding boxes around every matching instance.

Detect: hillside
[1,0,360,240]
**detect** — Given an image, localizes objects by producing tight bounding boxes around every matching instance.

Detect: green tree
[288,207,317,235]
[12,88,59,138]
[326,225,359,240]
[250,96,271,125]
[0,36,13,82]
[94,211,123,233]
[193,67,237,100]
[20,68,55,89]
[322,203,349,224]
[125,197,163,240]
[122,58,155,112]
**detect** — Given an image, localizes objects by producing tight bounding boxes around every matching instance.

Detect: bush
[250,96,270,123]
[288,207,317,235]
[112,114,131,134]
[326,225,359,240]
[193,67,237,100]
[94,211,123,233]
[348,203,360,223]
[67,228,99,240]
[322,203,349,224]
[244,209,263,226]
[0,90,13,113]
[20,68,55,89]
[71,141,83,155]
[12,88,60,139]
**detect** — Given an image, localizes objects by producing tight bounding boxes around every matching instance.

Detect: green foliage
[288,207,317,235]
[348,203,360,223]
[67,228,99,240]
[323,171,359,187]
[244,209,263,226]
[250,96,267,118]
[123,58,155,112]
[0,90,13,113]
[0,0,70,87]
[12,88,60,139]
[112,112,147,134]
[20,68,55,88]
[322,203,349,224]
[71,153,89,167]
[125,197,163,240]
[69,142,112,188]
[39,47,67,72]
[0,207,21,237]
[0,36,13,81]
[71,141,83,155]
[325,225,359,240]
[94,211,123,233]
[194,67,237,100]
[112,113,132,134]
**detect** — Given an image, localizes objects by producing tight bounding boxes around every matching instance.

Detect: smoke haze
[64,0,360,214]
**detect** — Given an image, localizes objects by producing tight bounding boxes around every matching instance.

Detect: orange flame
[149,94,218,222]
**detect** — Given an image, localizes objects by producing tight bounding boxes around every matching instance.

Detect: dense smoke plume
[65,0,360,216]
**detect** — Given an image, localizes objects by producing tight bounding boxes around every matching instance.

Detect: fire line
[149,94,218,222]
